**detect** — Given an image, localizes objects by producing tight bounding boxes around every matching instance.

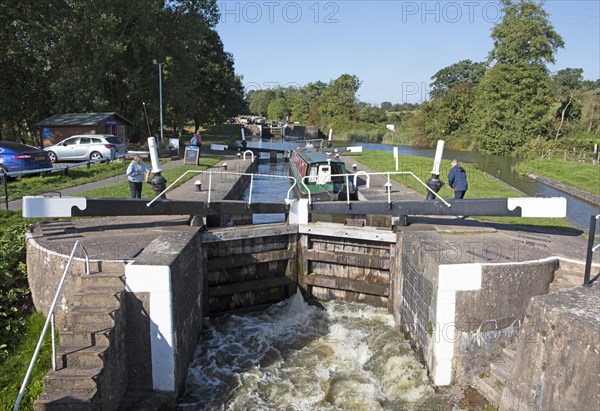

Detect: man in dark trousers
[448,159,468,219]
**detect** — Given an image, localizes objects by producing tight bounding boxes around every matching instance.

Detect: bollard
[194,180,202,192]
[352,164,357,171]
[223,163,228,170]
[236,153,241,159]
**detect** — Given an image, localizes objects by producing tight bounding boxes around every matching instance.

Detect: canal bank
[22,153,600,410]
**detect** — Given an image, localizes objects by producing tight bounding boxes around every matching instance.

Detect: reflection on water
[178,292,454,410]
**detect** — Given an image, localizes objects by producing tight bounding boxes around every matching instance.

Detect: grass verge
[515,158,600,196]
[79,157,221,198]
[350,150,576,231]
[0,312,53,411]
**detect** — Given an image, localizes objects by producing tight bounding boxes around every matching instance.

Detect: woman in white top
[126,155,151,198]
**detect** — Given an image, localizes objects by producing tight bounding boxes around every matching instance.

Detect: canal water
[178,292,459,410]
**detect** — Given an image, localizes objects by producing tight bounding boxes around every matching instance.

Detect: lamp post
[153,59,164,144]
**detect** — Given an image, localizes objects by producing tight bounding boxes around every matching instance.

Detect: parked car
[0,141,53,174]
[44,135,127,162]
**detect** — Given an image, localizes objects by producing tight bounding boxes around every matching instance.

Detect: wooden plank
[305,249,390,270]
[207,249,295,270]
[299,222,397,243]
[208,276,291,297]
[202,223,298,242]
[305,274,389,297]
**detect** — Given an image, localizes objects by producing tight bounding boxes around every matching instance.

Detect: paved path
[6,158,187,211]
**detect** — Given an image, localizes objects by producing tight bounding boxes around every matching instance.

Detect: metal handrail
[146,170,297,207]
[14,240,90,411]
[302,171,452,207]
[583,214,600,286]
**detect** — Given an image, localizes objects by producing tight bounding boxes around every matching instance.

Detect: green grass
[79,157,220,198]
[4,161,130,201]
[515,158,600,196]
[350,150,576,230]
[0,312,53,411]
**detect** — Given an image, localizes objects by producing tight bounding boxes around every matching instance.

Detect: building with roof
[34,112,133,146]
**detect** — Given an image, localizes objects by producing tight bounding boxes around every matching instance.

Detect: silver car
[45,134,127,162]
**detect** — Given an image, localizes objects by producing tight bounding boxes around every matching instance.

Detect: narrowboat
[289,148,357,201]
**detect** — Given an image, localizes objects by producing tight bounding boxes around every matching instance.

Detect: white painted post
[393,147,399,171]
[147,137,162,173]
[241,127,246,141]
[431,140,445,175]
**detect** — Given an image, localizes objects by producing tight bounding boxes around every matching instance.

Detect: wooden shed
[34,112,133,147]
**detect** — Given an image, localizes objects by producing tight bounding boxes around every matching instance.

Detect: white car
[44,135,127,162]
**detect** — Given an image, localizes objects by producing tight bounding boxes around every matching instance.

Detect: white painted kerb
[125,263,175,391]
[433,263,482,385]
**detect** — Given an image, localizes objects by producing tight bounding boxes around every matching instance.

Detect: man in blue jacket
[448,159,468,219]
[448,159,468,199]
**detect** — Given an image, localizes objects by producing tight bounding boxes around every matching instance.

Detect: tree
[429,60,486,100]
[248,90,276,117]
[488,0,564,66]
[380,101,392,110]
[288,81,326,123]
[550,68,584,139]
[267,97,289,120]
[317,74,361,122]
[471,0,564,154]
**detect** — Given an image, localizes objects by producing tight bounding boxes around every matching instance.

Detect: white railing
[584,214,600,286]
[301,171,452,207]
[146,170,297,207]
[14,240,90,411]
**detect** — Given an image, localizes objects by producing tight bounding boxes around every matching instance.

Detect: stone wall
[453,259,558,382]
[395,231,560,386]
[125,229,204,398]
[26,234,125,329]
[397,231,441,373]
[500,284,600,411]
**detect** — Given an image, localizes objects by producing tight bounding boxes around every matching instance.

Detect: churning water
[177,292,455,410]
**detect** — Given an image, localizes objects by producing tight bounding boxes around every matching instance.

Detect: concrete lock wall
[395,231,560,386]
[25,233,126,329]
[453,259,557,383]
[125,230,204,398]
[500,285,600,411]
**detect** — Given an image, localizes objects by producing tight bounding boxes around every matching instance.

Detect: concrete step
[58,345,108,369]
[553,268,583,285]
[73,288,122,307]
[558,259,586,273]
[490,362,511,383]
[68,305,120,325]
[548,283,578,294]
[502,347,516,361]
[34,389,96,411]
[80,272,124,290]
[42,367,102,392]
[473,373,503,405]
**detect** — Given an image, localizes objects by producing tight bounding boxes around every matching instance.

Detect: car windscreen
[0,142,40,152]
[105,137,124,144]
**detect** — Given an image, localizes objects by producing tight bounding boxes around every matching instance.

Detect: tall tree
[429,60,486,100]
[317,74,361,122]
[471,0,564,154]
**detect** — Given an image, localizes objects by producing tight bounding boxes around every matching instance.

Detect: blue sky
[215,0,600,105]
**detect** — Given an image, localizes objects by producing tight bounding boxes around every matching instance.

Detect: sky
[215,0,600,105]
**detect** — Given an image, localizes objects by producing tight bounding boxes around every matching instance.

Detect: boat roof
[295,149,342,164]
